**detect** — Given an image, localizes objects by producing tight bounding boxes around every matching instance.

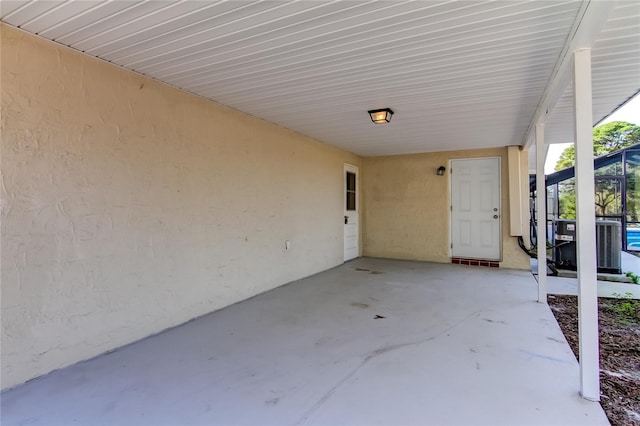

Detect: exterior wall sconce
[368,108,394,124]
[437,166,446,176]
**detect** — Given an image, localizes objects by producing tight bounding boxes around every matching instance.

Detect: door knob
[493,214,499,219]
[344,216,349,224]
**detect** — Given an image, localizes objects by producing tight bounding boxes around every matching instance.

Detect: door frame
[449,156,502,261]
[344,163,360,261]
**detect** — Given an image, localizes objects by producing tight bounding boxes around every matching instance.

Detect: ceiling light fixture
[368,108,394,124]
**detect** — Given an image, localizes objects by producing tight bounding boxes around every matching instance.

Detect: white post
[535,124,547,303]
[573,48,600,402]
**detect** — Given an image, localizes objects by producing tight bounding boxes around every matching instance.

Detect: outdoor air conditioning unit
[553,220,577,270]
[596,220,621,274]
[552,219,622,274]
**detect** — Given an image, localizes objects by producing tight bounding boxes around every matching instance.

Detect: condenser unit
[553,220,577,270]
[552,219,622,274]
[596,220,621,274]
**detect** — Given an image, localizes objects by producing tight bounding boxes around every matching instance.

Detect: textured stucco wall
[362,147,530,269]
[0,25,361,389]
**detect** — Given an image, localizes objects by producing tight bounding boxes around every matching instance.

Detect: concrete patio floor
[1,258,608,426]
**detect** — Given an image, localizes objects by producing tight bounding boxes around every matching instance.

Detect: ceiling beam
[522,0,616,149]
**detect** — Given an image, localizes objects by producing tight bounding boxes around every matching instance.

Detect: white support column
[535,124,547,303]
[573,48,600,402]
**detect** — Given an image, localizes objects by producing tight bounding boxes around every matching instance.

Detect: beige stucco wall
[362,147,531,269]
[0,25,361,389]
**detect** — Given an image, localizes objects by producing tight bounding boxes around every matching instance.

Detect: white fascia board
[522,0,615,149]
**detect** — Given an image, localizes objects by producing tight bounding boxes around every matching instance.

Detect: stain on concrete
[483,318,507,324]
[265,397,280,406]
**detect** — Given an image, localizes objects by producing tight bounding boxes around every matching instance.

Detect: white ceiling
[1,1,638,157]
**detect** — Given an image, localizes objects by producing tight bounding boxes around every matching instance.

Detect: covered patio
[1,1,639,420]
[1,259,608,425]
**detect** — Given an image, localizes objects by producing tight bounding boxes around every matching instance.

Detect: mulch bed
[548,294,640,426]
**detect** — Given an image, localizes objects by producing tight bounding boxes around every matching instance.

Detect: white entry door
[451,157,501,260]
[344,164,359,261]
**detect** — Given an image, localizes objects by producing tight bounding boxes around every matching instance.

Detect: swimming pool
[628,228,640,250]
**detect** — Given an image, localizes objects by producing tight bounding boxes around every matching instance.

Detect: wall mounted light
[368,108,394,124]
[437,166,446,176]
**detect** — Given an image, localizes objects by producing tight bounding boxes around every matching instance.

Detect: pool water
[628,228,640,250]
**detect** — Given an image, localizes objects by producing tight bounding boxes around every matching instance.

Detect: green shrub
[625,271,639,284]
[610,292,640,324]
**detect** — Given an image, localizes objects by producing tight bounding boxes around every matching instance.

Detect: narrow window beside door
[346,171,356,211]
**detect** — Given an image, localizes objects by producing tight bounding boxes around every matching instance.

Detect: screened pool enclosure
[531,143,640,253]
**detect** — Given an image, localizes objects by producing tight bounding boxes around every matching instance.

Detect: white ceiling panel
[0,0,60,24]
[112,1,304,66]
[18,1,99,33]
[0,1,29,17]
[71,2,211,53]
[92,2,249,59]
[163,18,571,92]
[54,2,171,46]
[151,3,574,82]
[2,0,638,158]
[36,2,140,40]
